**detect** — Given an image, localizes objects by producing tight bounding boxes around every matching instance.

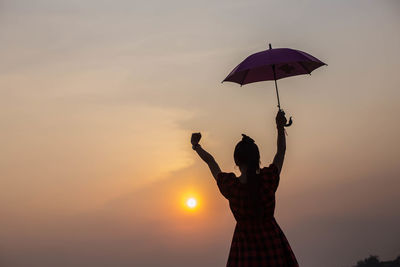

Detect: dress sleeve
[261,163,280,192]
[216,172,236,199]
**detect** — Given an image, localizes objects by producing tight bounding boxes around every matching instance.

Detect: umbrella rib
[240,69,249,86]
[298,62,311,75]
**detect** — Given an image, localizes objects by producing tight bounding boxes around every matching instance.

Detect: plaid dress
[217,164,299,267]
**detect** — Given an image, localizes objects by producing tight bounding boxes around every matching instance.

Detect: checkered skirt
[217,164,299,267]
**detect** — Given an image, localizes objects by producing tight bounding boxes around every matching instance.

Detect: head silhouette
[234,134,260,172]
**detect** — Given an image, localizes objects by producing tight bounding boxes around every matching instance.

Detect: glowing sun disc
[186,198,197,208]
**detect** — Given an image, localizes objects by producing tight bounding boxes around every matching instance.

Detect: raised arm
[273,110,287,175]
[191,133,221,180]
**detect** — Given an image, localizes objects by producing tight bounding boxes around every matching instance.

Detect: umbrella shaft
[274,79,281,109]
[272,64,281,110]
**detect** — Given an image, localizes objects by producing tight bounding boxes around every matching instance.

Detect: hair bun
[241,134,255,143]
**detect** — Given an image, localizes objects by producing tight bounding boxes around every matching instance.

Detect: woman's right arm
[191,133,221,180]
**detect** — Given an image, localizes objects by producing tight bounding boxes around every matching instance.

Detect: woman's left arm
[273,110,287,175]
[191,133,221,180]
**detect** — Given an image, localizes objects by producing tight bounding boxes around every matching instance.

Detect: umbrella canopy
[222,44,326,127]
[223,45,326,86]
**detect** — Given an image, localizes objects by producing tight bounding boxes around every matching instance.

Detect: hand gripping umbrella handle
[278,108,293,127]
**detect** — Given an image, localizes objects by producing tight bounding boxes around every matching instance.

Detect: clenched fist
[191,132,202,146]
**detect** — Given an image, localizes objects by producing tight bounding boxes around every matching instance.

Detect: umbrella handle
[285,116,293,127]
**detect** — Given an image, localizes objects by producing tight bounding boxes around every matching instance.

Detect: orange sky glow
[1,1,400,267]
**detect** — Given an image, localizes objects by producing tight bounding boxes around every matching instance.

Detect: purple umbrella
[223,44,326,126]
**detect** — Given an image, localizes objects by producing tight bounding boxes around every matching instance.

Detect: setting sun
[181,191,201,212]
[186,198,197,208]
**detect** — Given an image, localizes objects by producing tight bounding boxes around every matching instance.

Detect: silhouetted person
[191,110,298,267]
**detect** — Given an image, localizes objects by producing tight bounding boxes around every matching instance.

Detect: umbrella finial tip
[269,43,272,49]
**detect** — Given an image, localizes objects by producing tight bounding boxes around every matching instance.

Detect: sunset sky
[1,1,399,266]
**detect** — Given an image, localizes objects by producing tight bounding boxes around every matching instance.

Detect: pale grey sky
[1,0,399,266]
